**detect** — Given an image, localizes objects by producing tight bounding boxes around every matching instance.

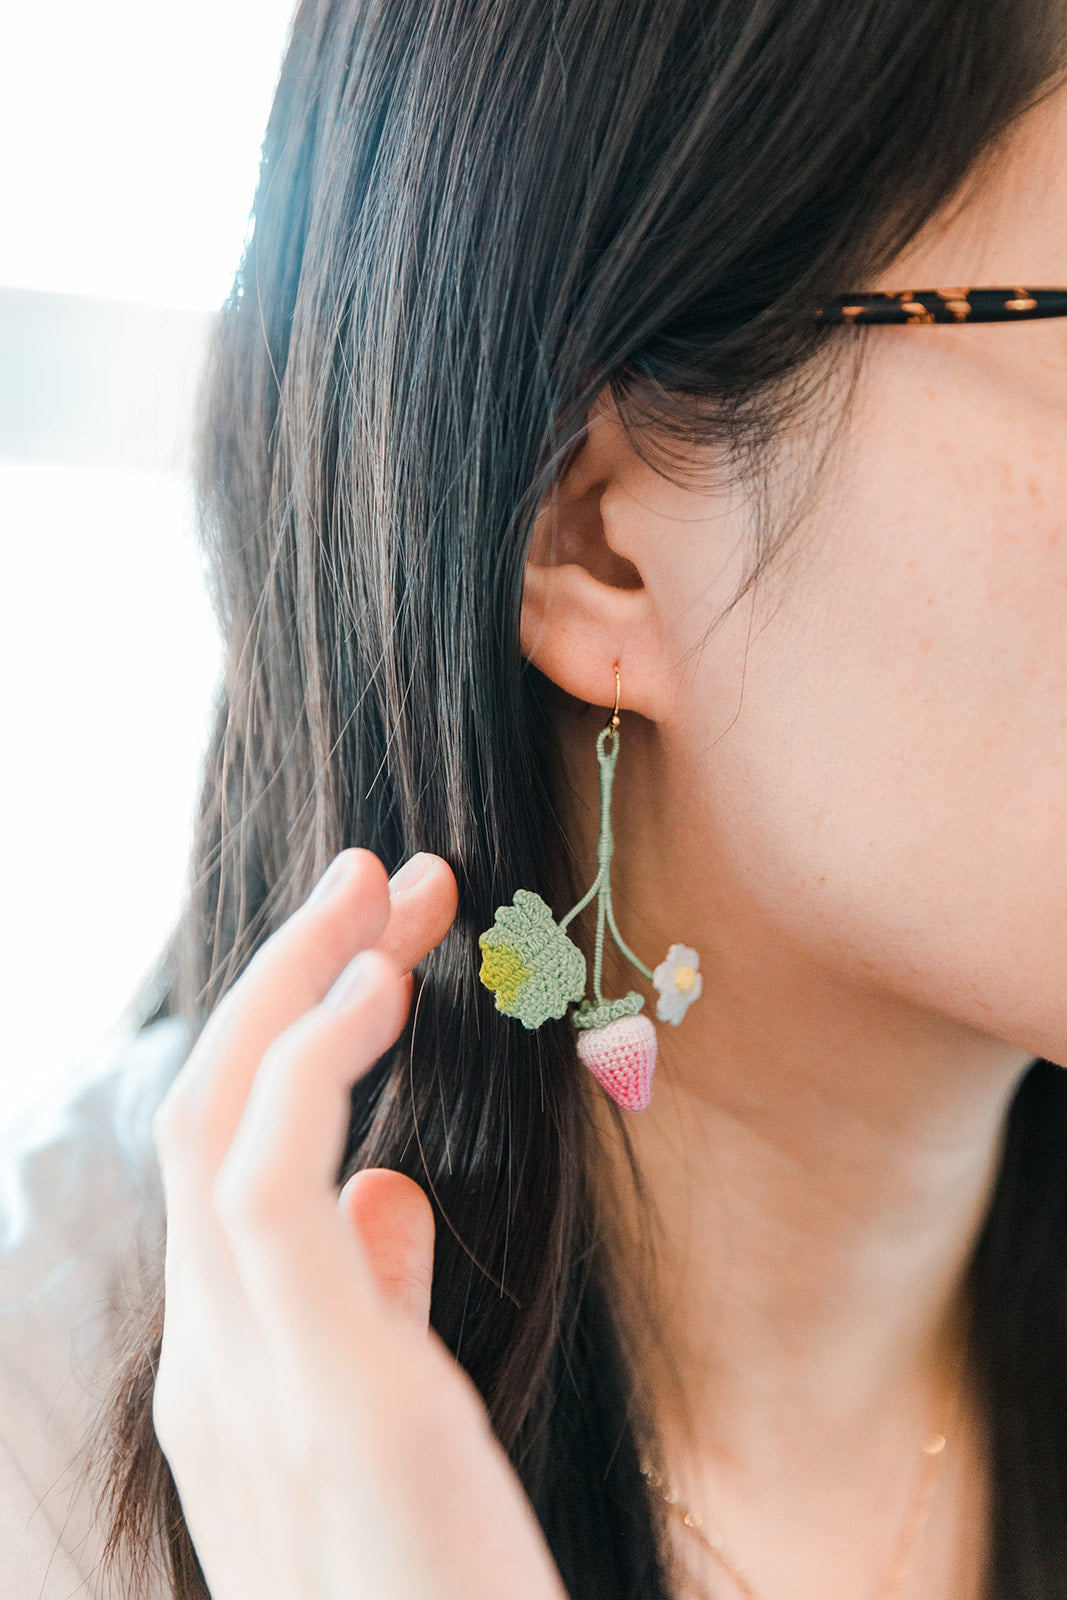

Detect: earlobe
[519,558,661,718]
[521,556,662,707]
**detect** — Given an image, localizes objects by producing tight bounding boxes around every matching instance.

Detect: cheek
[687,355,1067,1053]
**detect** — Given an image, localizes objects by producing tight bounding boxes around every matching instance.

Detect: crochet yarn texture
[478,890,586,1028]
[576,1014,657,1112]
[478,720,701,1110]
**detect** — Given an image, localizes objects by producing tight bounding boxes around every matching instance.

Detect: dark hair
[86,2,1067,1596]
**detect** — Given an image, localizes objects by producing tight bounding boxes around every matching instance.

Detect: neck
[593,1004,1021,1600]
[594,992,1022,1468]
[554,705,1031,1551]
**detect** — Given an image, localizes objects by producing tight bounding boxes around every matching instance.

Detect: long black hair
[88,2,1067,1596]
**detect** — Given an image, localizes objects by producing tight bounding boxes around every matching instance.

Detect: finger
[157,849,391,1173]
[337,1168,435,1328]
[213,949,411,1319]
[377,853,459,976]
[163,953,412,1318]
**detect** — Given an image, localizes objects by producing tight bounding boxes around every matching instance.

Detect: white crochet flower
[653,944,703,1025]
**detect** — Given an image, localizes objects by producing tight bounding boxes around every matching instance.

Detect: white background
[0,0,297,1123]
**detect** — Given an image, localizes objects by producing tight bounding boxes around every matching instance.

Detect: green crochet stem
[559,725,654,1004]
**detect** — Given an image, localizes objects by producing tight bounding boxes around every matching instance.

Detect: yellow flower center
[480,944,530,1009]
[673,965,696,992]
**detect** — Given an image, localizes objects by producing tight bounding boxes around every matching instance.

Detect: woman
[4,0,1067,1595]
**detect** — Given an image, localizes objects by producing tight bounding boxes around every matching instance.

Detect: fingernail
[388,852,431,897]
[323,951,377,1010]
[307,852,351,907]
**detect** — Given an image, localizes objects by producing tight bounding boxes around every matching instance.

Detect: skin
[520,75,1067,1600]
[153,848,567,1600]
[154,72,1067,1600]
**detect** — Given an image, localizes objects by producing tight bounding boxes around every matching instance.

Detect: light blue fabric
[0,1018,188,1600]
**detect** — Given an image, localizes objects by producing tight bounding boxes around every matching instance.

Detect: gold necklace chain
[641,1370,965,1600]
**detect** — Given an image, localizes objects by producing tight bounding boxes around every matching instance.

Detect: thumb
[338,1167,435,1328]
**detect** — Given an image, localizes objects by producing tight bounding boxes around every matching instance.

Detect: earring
[478,664,702,1111]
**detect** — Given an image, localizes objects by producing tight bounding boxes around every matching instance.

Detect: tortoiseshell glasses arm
[813,288,1067,324]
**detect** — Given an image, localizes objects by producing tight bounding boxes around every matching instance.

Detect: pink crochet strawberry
[576,1014,657,1112]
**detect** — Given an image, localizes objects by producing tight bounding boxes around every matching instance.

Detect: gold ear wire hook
[607,662,621,735]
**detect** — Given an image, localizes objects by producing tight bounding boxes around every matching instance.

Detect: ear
[520,398,670,723]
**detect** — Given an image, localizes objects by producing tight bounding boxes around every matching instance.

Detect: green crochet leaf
[478,889,587,1029]
[571,991,645,1031]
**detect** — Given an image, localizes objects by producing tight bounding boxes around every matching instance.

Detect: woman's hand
[151,848,569,1600]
